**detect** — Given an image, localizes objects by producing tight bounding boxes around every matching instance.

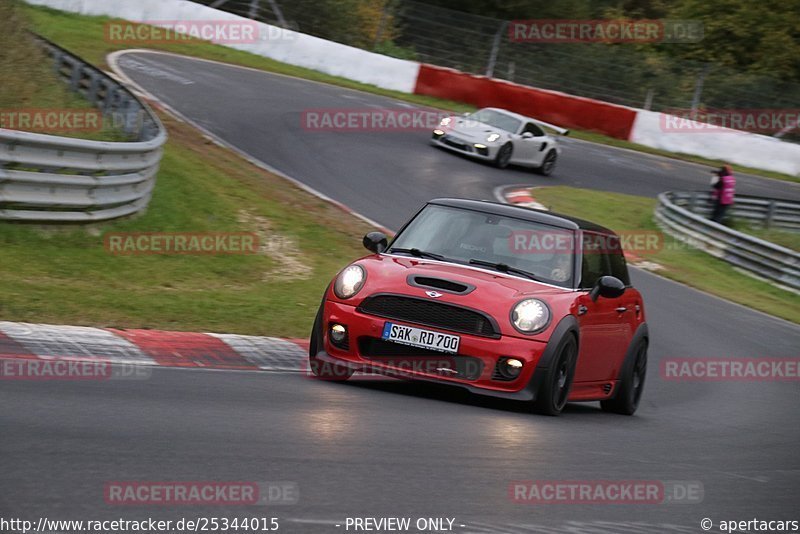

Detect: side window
[522,122,545,137]
[580,232,606,289]
[580,233,631,289]
[606,237,631,285]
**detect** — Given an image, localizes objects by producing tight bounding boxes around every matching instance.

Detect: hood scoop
[407,275,474,295]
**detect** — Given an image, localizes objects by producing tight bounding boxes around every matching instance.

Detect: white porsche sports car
[431,107,569,175]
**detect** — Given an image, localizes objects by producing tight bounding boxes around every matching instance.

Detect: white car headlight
[334,264,366,299]
[486,133,501,142]
[440,117,452,126]
[511,299,551,334]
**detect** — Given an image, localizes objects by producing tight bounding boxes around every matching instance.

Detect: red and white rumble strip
[0,321,306,373]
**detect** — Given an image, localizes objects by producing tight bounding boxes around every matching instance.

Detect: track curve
[1,51,798,533]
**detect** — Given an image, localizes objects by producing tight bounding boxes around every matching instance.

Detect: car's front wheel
[494,143,513,169]
[532,335,577,416]
[535,150,557,176]
[601,340,647,415]
[308,307,354,381]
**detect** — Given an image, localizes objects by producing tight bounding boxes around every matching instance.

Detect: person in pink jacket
[710,164,735,223]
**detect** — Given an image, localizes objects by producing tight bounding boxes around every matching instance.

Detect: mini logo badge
[426,291,443,298]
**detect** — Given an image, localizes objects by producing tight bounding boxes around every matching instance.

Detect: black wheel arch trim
[607,322,649,399]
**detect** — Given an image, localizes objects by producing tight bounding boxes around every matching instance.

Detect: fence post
[248,0,260,20]
[485,21,508,78]
[765,200,776,229]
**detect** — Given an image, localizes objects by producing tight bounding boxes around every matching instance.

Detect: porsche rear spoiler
[531,118,569,136]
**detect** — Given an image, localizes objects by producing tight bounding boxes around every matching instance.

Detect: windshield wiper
[468,259,541,282]
[389,248,447,261]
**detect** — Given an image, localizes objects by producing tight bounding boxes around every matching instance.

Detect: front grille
[442,135,471,152]
[357,294,499,338]
[359,337,483,380]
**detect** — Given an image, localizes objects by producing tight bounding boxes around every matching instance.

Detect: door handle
[615,306,628,313]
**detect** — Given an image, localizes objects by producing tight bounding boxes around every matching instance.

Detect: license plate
[381,322,460,354]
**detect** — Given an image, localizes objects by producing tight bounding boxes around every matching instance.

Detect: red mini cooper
[309,199,649,416]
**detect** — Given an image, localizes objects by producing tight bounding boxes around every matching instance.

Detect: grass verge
[22,3,798,184]
[530,186,799,324]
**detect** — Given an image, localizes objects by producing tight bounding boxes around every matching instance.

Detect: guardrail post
[687,191,697,213]
[765,200,776,229]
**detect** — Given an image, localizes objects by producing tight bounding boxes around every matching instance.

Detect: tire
[535,150,557,176]
[601,340,647,415]
[494,143,513,169]
[308,306,354,381]
[532,335,578,416]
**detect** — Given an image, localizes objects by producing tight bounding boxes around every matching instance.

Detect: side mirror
[363,231,388,254]
[521,131,534,139]
[589,276,626,302]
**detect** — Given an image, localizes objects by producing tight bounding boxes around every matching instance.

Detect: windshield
[389,205,575,288]
[468,109,522,134]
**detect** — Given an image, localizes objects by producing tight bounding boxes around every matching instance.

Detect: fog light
[473,143,487,149]
[433,129,444,136]
[506,358,523,371]
[330,324,347,343]
[494,357,524,381]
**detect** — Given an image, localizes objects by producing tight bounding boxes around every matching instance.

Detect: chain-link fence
[190,0,800,140]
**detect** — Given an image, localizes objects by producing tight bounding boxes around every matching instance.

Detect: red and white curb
[0,321,307,372]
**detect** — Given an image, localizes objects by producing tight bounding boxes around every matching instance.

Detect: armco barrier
[0,37,166,222]
[413,64,638,140]
[654,191,800,290]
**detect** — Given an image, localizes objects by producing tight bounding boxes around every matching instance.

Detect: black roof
[428,198,615,234]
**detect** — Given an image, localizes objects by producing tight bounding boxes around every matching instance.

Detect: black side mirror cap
[589,275,626,302]
[363,231,388,254]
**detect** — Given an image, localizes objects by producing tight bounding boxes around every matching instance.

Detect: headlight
[440,117,452,126]
[334,264,366,299]
[486,133,501,142]
[510,299,551,334]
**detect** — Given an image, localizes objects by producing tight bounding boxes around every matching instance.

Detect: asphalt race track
[1,52,798,533]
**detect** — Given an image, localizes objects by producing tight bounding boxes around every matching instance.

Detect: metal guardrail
[0,37,167,222]
[655,191,800,291]
[667,191,800,231]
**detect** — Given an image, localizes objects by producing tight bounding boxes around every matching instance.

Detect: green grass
[728,222,800,252]
[0,2,127,140]
[531,186,800,324]
[0,114,372,336]
[23,3,799,185]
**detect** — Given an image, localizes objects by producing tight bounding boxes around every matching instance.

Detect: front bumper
[430,131,498,161]
[317,299,549,401]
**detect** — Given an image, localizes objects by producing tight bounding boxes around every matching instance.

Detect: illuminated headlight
[440,117,452,126]
[334,265,366,299]
[486,133,501,142]
[510,299,551,334]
